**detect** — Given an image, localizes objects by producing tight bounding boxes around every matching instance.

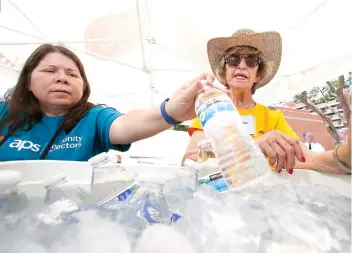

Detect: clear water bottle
[194,80,270,189]
[0,170,29,214]
[183,159,202,191]
[44,174,90,205]
[196,139,229,193]
[162,169,196,217]
[132,180,171,224]
[88,152,137,206]
[183,139,229,193]
[118,174,181,227]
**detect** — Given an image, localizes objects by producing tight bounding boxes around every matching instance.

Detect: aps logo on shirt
[8,139,41,152]
[3,136,84,153]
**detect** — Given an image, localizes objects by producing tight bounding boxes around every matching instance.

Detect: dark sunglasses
[225,54,261,68]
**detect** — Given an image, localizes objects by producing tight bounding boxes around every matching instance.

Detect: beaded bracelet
[333,143,351,174]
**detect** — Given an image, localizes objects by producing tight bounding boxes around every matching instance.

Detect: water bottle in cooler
[196,139,229,193]
[133,180,171,224]
[117,174,181,228]
[88,152,137,206]
[183,139,228,193]
[44,174,90,205]
[0,170,29,214]
[194,80,270,189]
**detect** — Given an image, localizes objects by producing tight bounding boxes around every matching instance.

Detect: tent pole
[9,0,47,37]
[136,0,147,69]
[150,78,154,107]
[0,25,44,41]
[136,0,155,107]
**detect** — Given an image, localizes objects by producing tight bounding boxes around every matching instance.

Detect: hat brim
[207,31,282,89]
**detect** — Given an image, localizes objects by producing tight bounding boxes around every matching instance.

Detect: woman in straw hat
[184,29,350,175]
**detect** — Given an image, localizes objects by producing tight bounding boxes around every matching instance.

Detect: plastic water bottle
[132,179,171,224]
[97,182,139,206]
[183,159,202,191]
[0,170,29,214]
[196,139,229,193]
[44,174,90,205]
[88,152,137,206]
[194,80,270,189]
[161,169,196,217]
[118,174,181,226]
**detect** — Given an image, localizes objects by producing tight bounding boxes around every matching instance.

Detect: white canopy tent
[0,0,351,108]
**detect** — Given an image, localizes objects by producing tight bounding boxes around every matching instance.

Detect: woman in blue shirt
[0,44,210,161]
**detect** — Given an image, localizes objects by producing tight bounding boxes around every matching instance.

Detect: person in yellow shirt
[184,29,305,174]
[185,29,351,175]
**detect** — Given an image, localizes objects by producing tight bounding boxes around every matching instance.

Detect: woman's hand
[165,73,215,122]
[255,130,305,174]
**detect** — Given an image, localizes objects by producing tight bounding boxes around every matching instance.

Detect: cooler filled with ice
[0,153,350,253]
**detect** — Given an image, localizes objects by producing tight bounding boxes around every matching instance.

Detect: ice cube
[134,224,196,253]
[278,211,331,252]
[50,210,131,253]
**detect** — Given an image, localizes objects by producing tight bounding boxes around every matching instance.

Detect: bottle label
[116,183,139,201]
[198,172,229,192]
[170,212,182,223]
[196,95,235,127]
[140,199,181,224]
[99,183,139,206]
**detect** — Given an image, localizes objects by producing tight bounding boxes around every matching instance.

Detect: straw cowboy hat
[207,29,282,89]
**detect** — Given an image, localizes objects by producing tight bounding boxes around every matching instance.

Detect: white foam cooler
[0,160,93,197]
[0,160,350,198]
[0,160,186,198]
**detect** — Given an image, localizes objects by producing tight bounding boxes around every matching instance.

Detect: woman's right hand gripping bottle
[195,80,270,190]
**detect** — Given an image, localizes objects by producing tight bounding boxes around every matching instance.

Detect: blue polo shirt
[0,102,131,161]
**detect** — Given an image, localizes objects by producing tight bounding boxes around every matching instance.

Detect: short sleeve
[0,102,9,119]
[274,111,299,139]
[96,107,131,152]
[188,117,203,136]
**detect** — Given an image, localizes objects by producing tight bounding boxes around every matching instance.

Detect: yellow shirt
[188,103,298,139]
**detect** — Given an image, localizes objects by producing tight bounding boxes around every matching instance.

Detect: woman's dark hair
[0,44,96,135]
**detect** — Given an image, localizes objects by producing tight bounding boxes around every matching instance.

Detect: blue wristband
[160,98,181,125]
